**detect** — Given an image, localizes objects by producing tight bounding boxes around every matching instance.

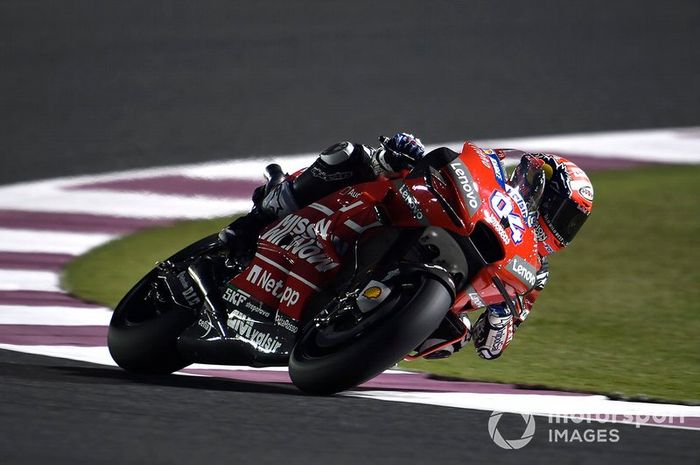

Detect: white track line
[478,127,700,164]
[0,342,696,430]
[0,343,116,365]
[0,229,115,255]
[0,305,113,326]
[346,390,700,430]
[2,126,697,201]
[0,343,409,375]
[0,270,61,292]
[0,185,252,219]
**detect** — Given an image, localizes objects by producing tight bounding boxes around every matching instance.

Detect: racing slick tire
[107,234,220,374]
[289,273,452,395]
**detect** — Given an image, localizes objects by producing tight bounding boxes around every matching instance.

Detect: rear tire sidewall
[289,276,452,395]
[107,234,220,374]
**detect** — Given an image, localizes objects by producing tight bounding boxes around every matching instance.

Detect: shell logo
[362,286,382,299]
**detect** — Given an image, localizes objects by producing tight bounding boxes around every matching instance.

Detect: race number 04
[489,191,525,244]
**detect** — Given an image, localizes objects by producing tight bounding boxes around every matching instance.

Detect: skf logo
[223,287,249,306]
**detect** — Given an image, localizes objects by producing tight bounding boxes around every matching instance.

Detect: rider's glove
[534,256,549,291]
[473,304,514,360]
[371,132,425,176]
[386,132,425,160]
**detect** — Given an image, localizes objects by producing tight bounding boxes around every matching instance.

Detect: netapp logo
[246,265,300,306]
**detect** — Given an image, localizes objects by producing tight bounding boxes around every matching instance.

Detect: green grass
[62,165,700,402]
[63,217,233,309]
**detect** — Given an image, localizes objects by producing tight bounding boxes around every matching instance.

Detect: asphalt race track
[2,350,699,465]
[2,2,700,464]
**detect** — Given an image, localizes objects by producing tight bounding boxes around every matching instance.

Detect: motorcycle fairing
[445,142,541,312]
[217,181,395,363]
[216,141,542,364]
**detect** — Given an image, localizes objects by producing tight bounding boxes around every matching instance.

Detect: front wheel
[289,273,453,395]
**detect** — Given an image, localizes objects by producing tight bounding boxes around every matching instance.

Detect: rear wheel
[107,234,221,374]
[289,271,453,395]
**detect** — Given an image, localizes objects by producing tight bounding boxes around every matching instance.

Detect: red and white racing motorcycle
[108,142,540,394]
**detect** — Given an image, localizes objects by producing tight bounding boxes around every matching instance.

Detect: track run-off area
[1,127,699,432]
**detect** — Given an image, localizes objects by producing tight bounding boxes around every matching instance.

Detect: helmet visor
[540,192,588,245]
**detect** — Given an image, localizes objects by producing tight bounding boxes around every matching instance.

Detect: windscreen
[509,155,546,215]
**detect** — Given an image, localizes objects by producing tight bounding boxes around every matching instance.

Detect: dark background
[1,2,699,463]
[2,0,699,184]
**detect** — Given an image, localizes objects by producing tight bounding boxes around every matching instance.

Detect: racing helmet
[509,153,594,256]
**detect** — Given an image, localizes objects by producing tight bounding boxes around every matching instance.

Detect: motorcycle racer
[218,133,594,362]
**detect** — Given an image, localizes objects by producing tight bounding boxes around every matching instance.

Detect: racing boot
[218,163,295,260]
